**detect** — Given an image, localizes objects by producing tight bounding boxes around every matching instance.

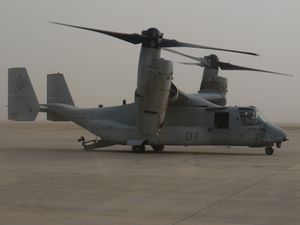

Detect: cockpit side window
[239,109,256,126]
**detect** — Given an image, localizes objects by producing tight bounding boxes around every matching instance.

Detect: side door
[209,110,233,145]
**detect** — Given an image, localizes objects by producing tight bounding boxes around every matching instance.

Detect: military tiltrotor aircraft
[8,23,291,155]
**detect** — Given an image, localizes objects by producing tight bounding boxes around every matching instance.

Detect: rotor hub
[142,27,163,48]
[204,54,219,69]
[142,27,163,39]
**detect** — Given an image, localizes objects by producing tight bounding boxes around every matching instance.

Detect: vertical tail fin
[8,68,39,121]
[46,73,74,121]
[47,73,74,105]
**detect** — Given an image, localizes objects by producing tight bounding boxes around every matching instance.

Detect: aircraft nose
[270,124,288,143]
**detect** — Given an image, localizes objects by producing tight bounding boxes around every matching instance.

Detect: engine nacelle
[136,58,173,136]
[199,67,227,106]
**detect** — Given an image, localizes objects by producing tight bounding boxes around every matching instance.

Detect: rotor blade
[51,22,260,56]
[179,62,202,66]
[218,62,293,77]
[161,39,259,56]
[50,22,145,45]
[164,48,203,61]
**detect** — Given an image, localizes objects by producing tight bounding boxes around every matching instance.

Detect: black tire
[151,145,164,152]
[276,142,282,148]
[265,147,274,155]
[132,145,145,153]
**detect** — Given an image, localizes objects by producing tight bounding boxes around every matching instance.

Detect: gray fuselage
[49,103,287,148]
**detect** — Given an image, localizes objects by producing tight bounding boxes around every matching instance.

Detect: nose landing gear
[276,142,282,148]
[265,147,274,155]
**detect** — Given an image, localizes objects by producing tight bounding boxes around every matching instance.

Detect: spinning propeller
[50,22,258,55]
[164,49,293,77]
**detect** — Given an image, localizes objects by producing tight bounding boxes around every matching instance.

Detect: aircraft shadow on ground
[82,149,265,156]
[6,147,265,156]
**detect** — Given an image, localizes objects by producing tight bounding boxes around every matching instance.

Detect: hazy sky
[0,0,299,123]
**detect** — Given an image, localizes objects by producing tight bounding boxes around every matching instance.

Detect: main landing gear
[131,145,165,153]
[265,147,274,155]
[151,145,164,152]
[132,145,145,153]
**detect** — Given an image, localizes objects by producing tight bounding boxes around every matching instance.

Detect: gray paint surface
[7,68,287,152]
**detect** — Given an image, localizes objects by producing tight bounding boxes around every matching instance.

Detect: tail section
[8,68,39,121]
[47,73,74,121]
[47,73,74,105]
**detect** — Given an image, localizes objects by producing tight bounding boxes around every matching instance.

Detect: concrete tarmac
[0,122,299,225]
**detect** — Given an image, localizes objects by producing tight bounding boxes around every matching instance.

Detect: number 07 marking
[185,132,199,141]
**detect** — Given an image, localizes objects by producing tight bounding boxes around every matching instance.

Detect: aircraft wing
[169,84,224,108]
[188,92,226,106]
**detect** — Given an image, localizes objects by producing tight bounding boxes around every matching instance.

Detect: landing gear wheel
[276,142,282,148]
[151,145,164,152]
[132,145,145,153]
[265,147,274,155]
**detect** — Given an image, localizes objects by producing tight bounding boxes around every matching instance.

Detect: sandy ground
[0,121,299,225]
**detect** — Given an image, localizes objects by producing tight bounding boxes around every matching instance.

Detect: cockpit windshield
[239,107,267,126]
[255,108,267,125]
